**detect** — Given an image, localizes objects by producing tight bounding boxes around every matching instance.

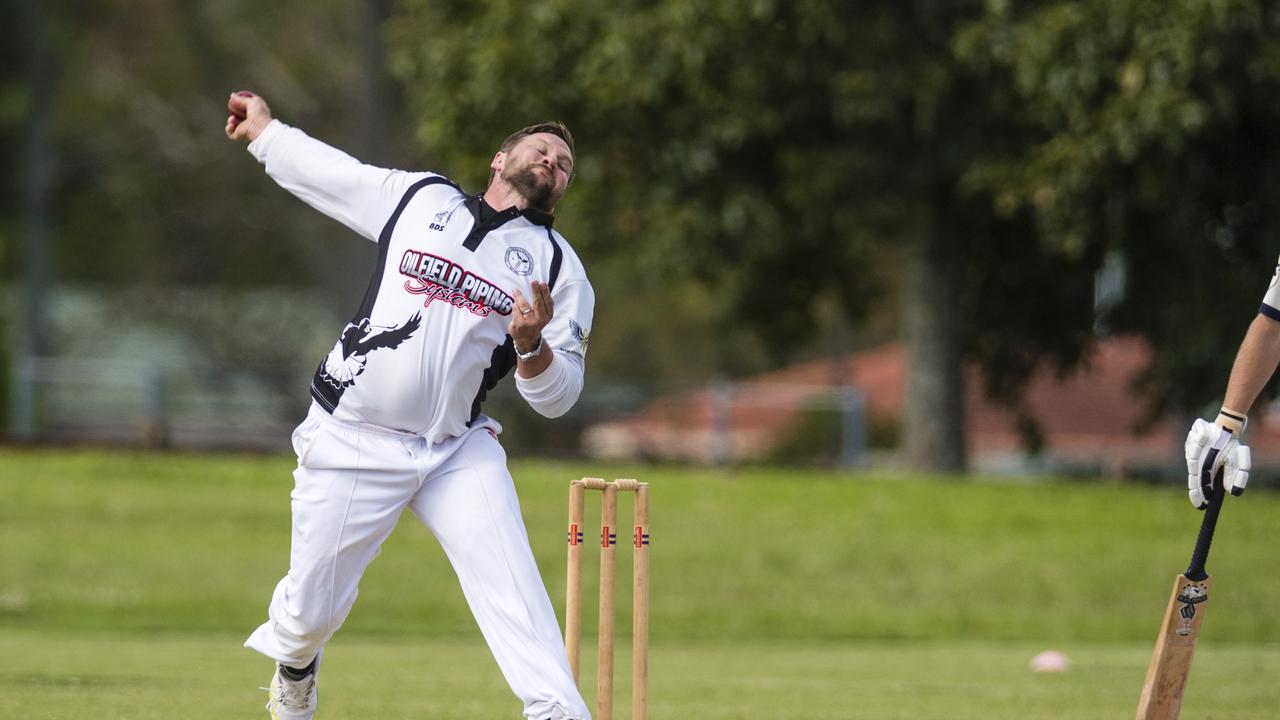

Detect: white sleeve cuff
[246,119,287,163]
[515,351,584,418]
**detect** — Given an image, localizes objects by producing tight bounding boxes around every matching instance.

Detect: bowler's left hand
[509,280,553,355]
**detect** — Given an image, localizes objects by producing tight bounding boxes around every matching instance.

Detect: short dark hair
[499,121,575,157]
[488,122,576,185]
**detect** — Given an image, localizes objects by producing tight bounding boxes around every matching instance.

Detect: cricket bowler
[225,90,595,720]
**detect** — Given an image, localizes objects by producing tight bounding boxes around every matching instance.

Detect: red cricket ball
[229,91,253,120]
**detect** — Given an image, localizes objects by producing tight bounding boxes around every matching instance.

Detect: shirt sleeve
[516,278,595,417]
[1261,255,1280,322]
[516,350,585,419]
[247,119,437,242]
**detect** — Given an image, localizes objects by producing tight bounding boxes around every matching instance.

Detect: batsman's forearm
[1223,314,1280,415]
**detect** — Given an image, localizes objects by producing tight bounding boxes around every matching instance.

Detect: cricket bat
[1135,471,1226,719]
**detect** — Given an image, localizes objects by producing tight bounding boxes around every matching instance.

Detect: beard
[503,163,559,211]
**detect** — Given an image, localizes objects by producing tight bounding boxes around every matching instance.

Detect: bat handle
[1185,468,1226,582]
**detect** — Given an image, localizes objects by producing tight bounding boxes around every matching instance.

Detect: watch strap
[516,336,543,361]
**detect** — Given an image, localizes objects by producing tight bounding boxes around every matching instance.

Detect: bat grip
[1185,468,1226,582]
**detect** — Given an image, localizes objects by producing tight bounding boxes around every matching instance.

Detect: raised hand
[509,280,554,357]
[225,91,273,142]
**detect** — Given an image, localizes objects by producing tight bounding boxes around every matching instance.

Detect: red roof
[584,337,1280,469]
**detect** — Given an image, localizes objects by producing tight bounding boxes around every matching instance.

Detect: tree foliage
[9,1,1280,460]
[1,0,417,296]
[390,0,1109,467]
[960,0,1280,416]
[391,1,889,342]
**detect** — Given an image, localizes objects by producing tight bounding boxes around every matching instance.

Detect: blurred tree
[388,0,1104,471]
[0,1,27,285]
[18,0,56,367]
[1,0,423,437]
[959,0,1280,419]
[47,0,389,297]
[12,0,1271,464]
[357,0,398,167]
[2,0,51,434]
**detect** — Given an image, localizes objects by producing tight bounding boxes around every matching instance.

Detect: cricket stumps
[565,477,649,720]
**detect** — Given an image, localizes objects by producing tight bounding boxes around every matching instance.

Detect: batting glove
[1185,410,1251,509]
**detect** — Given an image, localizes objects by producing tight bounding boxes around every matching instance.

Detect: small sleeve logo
[569,319,591,355]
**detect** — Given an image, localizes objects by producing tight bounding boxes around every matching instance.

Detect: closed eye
[537,142,573,176]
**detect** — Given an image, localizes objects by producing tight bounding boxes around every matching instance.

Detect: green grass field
[2,448,1279,718]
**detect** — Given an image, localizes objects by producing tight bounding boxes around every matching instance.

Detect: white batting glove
[1185,412,1251,509]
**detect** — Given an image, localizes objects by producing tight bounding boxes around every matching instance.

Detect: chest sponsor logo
[399,249,514,317]
[505,246,534,276]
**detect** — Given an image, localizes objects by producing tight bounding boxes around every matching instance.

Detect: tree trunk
[357,0,395,166]
[902,206,967,473]
[12,0,57,438]
[320,0,397,303]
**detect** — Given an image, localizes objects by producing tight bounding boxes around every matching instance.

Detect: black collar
[467,194,555,228]
[461,195,555,252]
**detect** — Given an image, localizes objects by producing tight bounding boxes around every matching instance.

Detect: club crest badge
[1174,583,1208,636]
[505,247,534,276]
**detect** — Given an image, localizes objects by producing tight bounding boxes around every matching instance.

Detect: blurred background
[10,3,1280,718]
[6,0,1280,475]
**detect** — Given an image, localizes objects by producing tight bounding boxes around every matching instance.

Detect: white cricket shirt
[249,120,594,441]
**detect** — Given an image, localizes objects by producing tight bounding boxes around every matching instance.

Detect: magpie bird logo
[320,312,422,389]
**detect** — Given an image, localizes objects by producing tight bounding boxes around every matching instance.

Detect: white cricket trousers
[245,403,591,720]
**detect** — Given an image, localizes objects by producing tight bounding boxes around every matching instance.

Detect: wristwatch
[516,336,543,361]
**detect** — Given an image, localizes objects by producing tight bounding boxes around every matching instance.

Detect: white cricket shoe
[264,661,319,720]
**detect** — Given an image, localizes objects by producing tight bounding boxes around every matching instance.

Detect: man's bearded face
[499,133,573,211]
